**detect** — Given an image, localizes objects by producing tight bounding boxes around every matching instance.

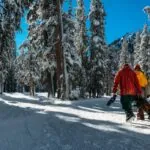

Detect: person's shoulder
[138,70,145,76]
[116,69,122,75]
[115,69,124,78]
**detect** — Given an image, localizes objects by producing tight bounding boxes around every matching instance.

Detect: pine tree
[134,32,141,66]
[119,38,130,68]
[143,6,150,20]
[26,0,63,98]
[0,0,35,94]
[75,0,88,98]
[89,0,106,97]
[62,12,82,99]
[75,0,87,59]
[15,43,40,96]
[25,0,81,99]
[139,24,150,74]
[103,46,111,95]
[0,0,23,94]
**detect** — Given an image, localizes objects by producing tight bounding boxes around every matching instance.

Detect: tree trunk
[30,86,32,96]
[59,0,69,100]
[55,0,63,99]
[47,82,51,98]
[0,83,3,94]
[30,79,35,96]
[30,85,35,97]
[55,0,69,100]
[22,85,25,93]
[51,72,55,97]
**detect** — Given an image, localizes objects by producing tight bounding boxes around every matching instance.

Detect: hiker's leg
[120,95,134,119]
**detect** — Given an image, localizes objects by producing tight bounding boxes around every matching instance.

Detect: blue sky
[15,0,149,52]
[15,17,28,55]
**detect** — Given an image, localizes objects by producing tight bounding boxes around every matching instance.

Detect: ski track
[0,93,150,150]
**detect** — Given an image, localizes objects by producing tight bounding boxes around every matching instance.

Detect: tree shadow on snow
[0,97,149,150]
[0,94,50,105]
[0,94,135,116]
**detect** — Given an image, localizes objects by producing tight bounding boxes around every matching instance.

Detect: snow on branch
[143,6,150,20]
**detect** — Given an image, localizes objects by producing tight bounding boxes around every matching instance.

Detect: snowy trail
[0,93,150,150]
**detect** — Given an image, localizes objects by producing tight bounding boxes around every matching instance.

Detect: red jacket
[113,65,142,96]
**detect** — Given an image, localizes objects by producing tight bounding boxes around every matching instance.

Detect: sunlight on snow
[55,114,80,123]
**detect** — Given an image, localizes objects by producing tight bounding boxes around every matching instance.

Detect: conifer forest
[0,0,150,100]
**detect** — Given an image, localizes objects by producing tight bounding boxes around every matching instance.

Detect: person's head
[119,63,129,70]
[134,64,141,71]
[123,63,130,68]
[124,63,129,66]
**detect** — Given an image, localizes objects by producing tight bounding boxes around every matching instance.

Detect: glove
[106,95,117,106]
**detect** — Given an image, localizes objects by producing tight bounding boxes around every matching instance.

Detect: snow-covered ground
[0,93,150,150]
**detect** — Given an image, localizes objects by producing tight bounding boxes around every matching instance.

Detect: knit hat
[134,64,141,70]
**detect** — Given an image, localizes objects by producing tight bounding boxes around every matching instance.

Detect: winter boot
[137,108,145,120]
[126,112,135,122]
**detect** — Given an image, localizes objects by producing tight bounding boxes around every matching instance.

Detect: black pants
[120,95,135,116]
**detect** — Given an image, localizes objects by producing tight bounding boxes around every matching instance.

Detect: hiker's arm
[112,72,120,94]
[134,73,142,95]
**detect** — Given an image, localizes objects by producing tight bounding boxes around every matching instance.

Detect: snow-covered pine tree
[75,0,88,98]
[139,24,150,74]
[119,38,130,68]
[143,6,150,20]
[59,0,81,99]
[103,43,121,96]
[27,0,81,99]
[0,0,36,94]
[103,46,114,95]
[134,32,141,66]
[36,0,81,100]
[14,50,26,93]
[4,41,17,93]
[89,0,106,97]
[18,41,40,96]
[75,0,87,59]
[0,0,24,94]
[26,0,58,97]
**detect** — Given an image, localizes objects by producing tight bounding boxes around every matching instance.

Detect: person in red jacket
[112,64,142,121]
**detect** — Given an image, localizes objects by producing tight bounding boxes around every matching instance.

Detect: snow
[143,6,150,19]
[93,36,102,43]
[0,93,150,150]
[69,88,80,100]
[93,19,100,26]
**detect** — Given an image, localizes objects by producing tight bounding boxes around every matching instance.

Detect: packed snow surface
[0,93,150,150]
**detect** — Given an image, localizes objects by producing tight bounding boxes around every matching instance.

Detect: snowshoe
[106,95,117,106]
[126,114,135,122]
